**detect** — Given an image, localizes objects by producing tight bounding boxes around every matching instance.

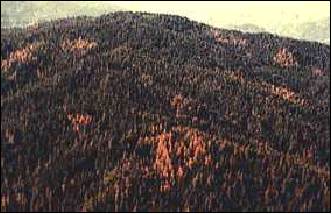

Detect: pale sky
[110,1,330,31]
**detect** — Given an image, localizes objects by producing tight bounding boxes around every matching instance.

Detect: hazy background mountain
[1,1,122,28]
[1,1,330,44]
[277,18,330,45]
[225,18,330,44]
[225,23,269,33]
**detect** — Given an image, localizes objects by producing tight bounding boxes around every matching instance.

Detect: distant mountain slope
[226,23,269,33]
[226,18,330,44]
[278,18,330,45]
[1,1,122,28]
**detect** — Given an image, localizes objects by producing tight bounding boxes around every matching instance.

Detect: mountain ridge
[1,11,330,212]
[1,1,330,44]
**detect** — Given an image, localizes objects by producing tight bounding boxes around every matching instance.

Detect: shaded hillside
[1,12,330,212]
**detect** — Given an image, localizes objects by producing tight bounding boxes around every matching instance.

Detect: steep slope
[1,12,330,212]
